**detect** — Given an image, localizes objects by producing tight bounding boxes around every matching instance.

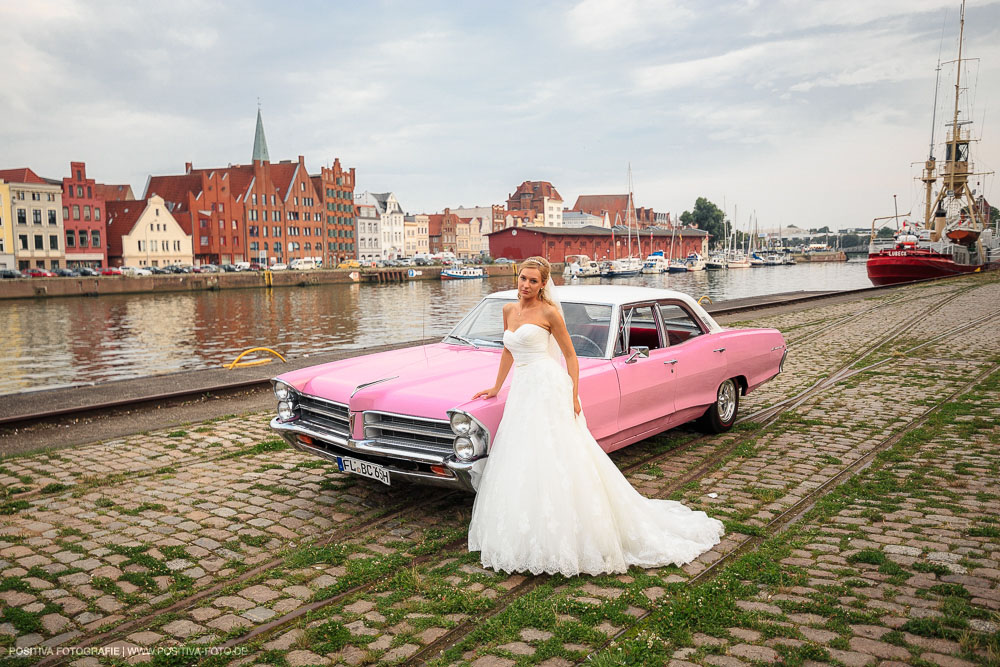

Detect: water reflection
[0,261,870,394]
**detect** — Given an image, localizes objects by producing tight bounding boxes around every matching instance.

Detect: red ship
[866,1,998,286]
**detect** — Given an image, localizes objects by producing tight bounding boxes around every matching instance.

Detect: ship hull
[866,250,982,286]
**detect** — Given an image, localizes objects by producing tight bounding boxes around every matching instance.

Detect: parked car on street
[494,257,514,264]
[337,260,362,269]
[270,263,288,271]
[101,267,123,276]
[77,267,99,276]
[269,286,787,491]
[25,268,56,277]
[248,263,265,271]
[0,269,25,279]
[414,258,431,266]
[54,268,80,277]
[220,264,239,272]
[148,266,169,274]
[122,266,152,276]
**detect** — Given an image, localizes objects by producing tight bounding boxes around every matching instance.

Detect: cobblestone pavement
[1,273,998,666]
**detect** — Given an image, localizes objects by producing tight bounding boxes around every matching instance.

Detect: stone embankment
[0,273,997,666]
[0,264,523,301]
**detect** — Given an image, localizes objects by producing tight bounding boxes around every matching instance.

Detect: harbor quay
[0,274,998,666]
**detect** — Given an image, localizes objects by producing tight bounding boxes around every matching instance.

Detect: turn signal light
[429,465,452,477]
[298,435,314,446]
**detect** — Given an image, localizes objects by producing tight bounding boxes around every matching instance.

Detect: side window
[658,302,705,346]
[615,305,663,355]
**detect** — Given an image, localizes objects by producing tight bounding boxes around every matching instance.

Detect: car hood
[277,343,605,422]
[277,343,508,421]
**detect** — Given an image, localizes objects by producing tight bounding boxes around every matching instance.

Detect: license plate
[335,456,391,486]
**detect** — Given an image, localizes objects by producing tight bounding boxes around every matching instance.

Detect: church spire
[252,105,270,163]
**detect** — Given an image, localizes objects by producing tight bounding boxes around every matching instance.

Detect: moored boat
[684,252,706,271]
[441,266,485,280]
[642,252,669,274]
[866,1,998,286]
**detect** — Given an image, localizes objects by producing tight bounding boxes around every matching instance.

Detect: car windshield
[444,298,614,358]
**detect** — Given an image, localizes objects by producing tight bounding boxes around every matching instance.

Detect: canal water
[0,260,871,395]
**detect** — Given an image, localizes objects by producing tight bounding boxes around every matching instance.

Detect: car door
[611,303,675,442]
[657,300,729,424]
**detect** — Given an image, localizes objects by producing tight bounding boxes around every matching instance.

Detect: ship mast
[931,0,977,240]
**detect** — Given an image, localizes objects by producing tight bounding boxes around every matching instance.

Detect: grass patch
[166,430,187,438]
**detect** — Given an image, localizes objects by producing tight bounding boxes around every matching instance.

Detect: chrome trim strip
[351,376,399,398]
[364,410,450,427]
[299,403,348,421]
[366,421,452,439]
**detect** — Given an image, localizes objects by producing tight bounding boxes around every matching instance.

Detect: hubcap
[717,380,737,422]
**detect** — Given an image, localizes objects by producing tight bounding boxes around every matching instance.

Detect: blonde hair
[518,256,554,304]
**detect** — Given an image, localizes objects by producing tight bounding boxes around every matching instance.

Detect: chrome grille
[297,395,350,440]
[364,411,454,455]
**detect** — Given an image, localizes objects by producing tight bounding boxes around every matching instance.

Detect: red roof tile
[146,173,201,212]
[105,199,148,258]
[0,167,48,184]
[93,183,135,201]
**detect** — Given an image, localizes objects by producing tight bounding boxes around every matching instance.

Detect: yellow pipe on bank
[698,296,712,305]
[226,347,286,370]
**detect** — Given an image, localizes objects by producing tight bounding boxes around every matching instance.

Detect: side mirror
[626,346,650,364]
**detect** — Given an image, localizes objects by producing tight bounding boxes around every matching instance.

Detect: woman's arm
[472,304,514,400]
[547,306,582,414]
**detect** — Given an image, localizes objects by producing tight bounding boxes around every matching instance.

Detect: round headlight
[453,436,476,461]
[277,400,295,421]
[450,412,473,436]
[274,381,292,401]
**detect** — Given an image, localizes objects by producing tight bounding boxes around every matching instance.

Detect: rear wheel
[699,378,739,433]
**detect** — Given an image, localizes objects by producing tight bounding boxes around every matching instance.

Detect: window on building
[250,241,259,251]
[79,230,89,247]
[66,232,76,248]
[31,209,42,225]
[273,226,281,236]
[219,203,224,212]
[76,186,83,197]
[63,206,69,219]
[92,230,100,247]
[72,205,80,220]
[200,236,208,246]
[173,240,180,251]
[232,219,237,229]
[138,240,145,251]
[48,210,56,225]
[151,240,158,252]
[31,192,40,201]
[270,194,276,205]
[18,235,28,250]
[49,235,58,250]
[200,219,208,228]
[84,206,91,220]
[76,170,81,180]
[34,235,43,250]
[252,193,257,205]
[220,236,226,246]
[87,185,92,198]
[95,207,101,221]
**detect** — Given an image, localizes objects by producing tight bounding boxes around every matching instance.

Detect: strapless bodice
[503,323,553,366]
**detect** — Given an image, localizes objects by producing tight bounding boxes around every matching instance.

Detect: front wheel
[699,378,740,433]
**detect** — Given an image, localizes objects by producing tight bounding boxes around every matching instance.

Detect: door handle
[663,359,678,365]
[713,347,726,353]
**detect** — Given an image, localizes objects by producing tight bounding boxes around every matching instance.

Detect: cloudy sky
[2,0,998,232]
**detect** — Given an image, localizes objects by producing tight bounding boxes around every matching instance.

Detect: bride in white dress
[469,256,724,577]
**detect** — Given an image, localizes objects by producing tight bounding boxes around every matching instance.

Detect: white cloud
[566,0,693,48]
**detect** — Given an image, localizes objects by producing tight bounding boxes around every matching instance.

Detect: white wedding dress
[468,322,725,577]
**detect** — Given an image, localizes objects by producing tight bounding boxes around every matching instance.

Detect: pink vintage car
[270,286,786,491]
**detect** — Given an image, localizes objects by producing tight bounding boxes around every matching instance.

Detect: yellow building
[0,179,13,269]
[0,167,66,270]
[106,195,193,267]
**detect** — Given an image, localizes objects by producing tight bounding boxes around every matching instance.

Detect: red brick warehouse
[486,226,709,263]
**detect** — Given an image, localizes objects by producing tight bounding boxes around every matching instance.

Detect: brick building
[145,110,355,266]
[60,162,107,268]
[427,208,460,255]
[572,194,660,229]
[486,225,709,263]
[507,181,563,226]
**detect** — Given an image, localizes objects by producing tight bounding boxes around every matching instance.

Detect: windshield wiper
[444,334,479,348]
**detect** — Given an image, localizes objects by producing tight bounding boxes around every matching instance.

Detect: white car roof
[486,285,722,332]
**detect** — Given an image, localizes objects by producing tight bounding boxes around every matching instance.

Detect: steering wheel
[570,334,604,357]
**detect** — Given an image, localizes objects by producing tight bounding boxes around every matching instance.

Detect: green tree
[876,226,895,239]
[679,198,726,247]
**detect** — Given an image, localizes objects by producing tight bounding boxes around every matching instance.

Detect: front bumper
[270,417,485,492]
